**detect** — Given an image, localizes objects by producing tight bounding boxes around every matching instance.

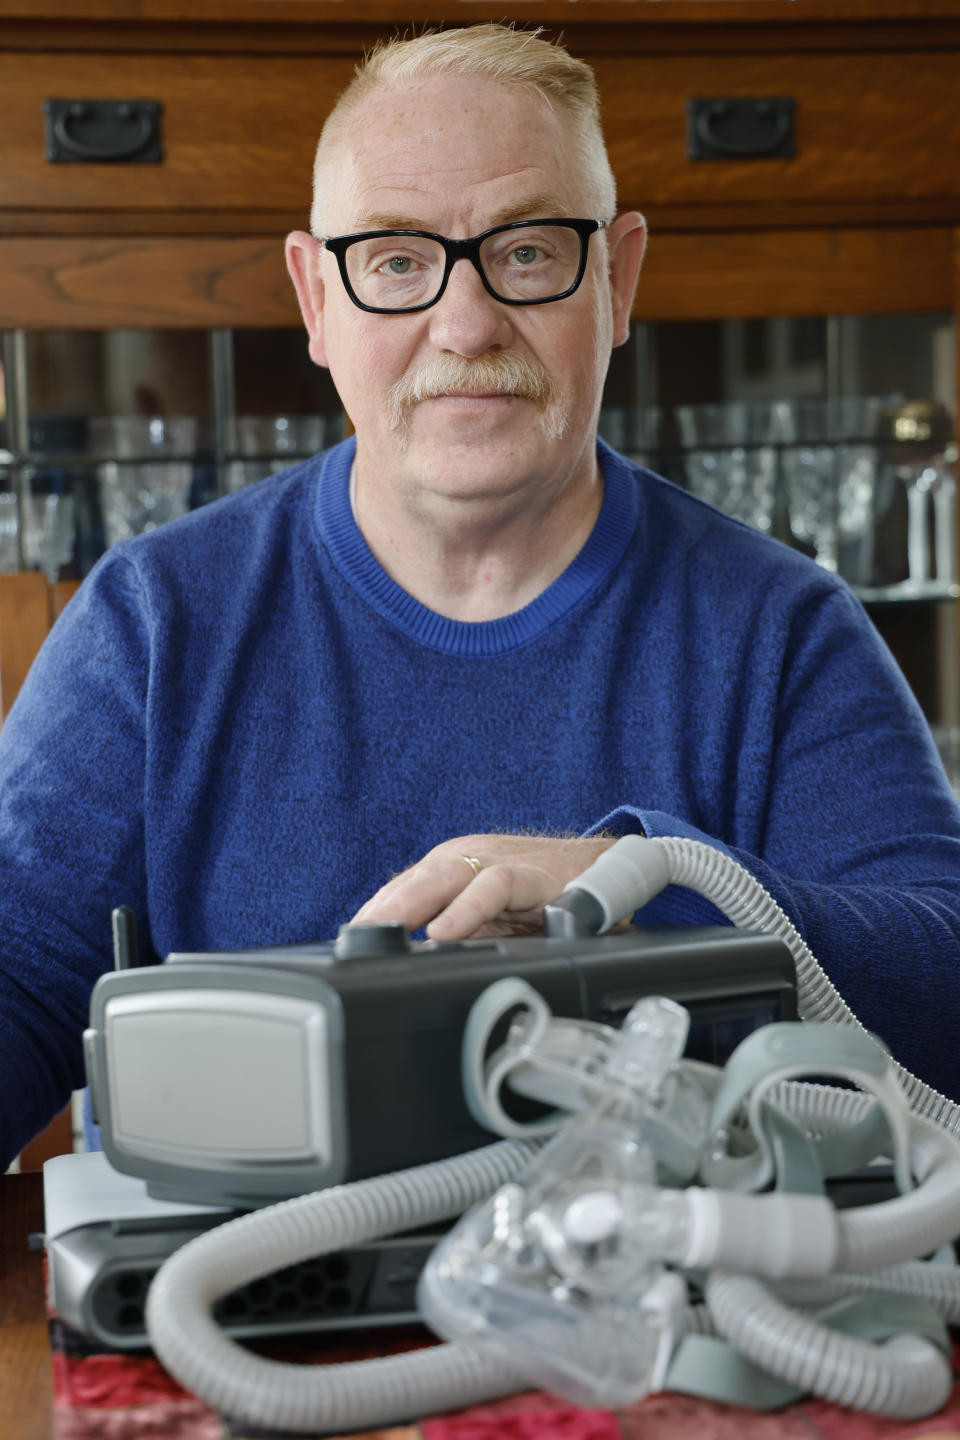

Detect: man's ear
[606,212,647,349]
[285,231,329,368]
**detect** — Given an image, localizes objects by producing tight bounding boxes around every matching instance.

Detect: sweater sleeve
[588,581,960,1104]
[0,551,151,1167]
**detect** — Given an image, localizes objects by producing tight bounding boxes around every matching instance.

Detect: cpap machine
[44,836,960,1435]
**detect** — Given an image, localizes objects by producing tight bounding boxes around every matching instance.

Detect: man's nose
[427,256,513,356]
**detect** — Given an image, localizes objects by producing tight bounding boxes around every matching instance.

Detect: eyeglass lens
[344,224,585,310]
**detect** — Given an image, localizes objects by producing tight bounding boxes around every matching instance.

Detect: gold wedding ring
[458,854,484,880]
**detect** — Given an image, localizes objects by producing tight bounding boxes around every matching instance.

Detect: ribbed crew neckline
[315,436,639,656]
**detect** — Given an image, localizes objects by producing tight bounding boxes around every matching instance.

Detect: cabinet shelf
[856,583,960,607]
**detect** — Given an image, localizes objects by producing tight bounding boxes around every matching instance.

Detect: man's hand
[351,833,618,940]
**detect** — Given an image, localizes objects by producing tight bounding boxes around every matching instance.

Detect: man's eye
[510,246,542,266]
[383,255,415,275]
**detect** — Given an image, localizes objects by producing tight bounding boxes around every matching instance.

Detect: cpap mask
[145,835,960,1434]
[422,989,959,1418]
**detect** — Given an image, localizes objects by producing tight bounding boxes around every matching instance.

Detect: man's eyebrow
[350,199,570,235]
[486,198,570,228]
[351,213,434,233]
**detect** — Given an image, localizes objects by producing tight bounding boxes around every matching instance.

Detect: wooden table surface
[0,1173,53,1440]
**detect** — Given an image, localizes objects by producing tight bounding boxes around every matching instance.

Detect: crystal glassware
[21,491,76,582]
[226,415,328,458]
[674,401,780,533]
[598,406,662,469]
[0,485,19,573]
[89,416,201,547]
[778,397,883,574]
[97,461,194,546]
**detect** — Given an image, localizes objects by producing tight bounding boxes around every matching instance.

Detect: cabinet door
[0,52,353,214]
[593,49,960,213]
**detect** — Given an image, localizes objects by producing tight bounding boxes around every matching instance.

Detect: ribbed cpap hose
[705,1272,953,1419]
[146,1139,540,1434]
[145,832,960,1430]
[646,835,960,1135]
[582,836,960,1420]
[779,1263,960,1324]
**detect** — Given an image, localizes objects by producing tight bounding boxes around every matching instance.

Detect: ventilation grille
[90,1237,436,1345]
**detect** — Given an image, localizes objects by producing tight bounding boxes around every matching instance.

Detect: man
[1,24,959,1169]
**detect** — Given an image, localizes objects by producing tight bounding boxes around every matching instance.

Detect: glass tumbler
[674,401,779,533]
[90,416,200,547]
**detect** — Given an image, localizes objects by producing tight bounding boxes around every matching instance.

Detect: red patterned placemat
[48,1306,960,1440]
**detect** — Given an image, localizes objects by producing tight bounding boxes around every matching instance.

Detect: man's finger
[425,862,549,940]
[351,852,479,931]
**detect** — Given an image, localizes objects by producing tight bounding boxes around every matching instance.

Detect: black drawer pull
[44,99,163,164]
[687,97,795,160]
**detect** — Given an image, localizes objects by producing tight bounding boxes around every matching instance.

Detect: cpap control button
[333,921,412,960]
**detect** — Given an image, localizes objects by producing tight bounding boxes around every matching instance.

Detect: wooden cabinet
[0,3,957,655]
[0,1,958,328]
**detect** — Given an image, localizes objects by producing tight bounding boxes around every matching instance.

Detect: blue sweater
[2,437,959,1165]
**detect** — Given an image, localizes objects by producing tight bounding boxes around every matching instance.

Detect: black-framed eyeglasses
[320,217,605,315]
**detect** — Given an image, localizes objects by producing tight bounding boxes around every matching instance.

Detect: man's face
[289,74,641,505]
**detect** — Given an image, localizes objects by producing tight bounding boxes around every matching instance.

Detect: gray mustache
[388,353,553,420]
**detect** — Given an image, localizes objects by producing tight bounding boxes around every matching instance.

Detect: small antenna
[111,905,139,970]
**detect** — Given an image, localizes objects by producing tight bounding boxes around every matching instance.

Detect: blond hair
[309,24,617,235]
